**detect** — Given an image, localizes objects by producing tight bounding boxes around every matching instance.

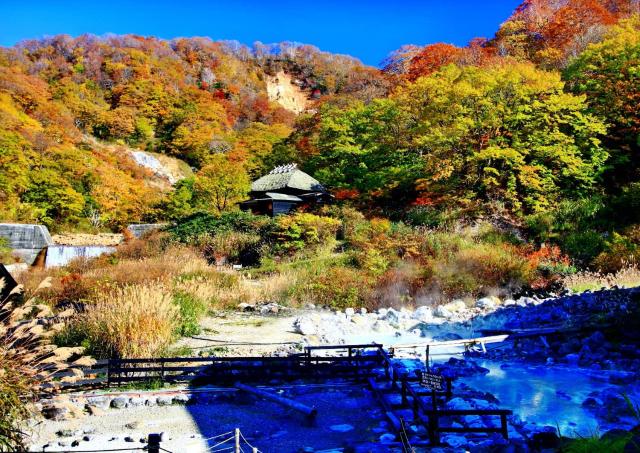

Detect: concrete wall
[0,223,53,265]
[126,223,169,239]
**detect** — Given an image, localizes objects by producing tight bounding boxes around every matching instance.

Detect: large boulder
[293,317,317,335]
[413,306,433,323]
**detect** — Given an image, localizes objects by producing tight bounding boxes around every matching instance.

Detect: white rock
[377,308,388,317]
[372,320,395,334]
[293,317,317,336]
[504,299,516,306]
[433,306,453,319]
[379,433,396,443]
[344,308,355,317]
[384,308,400,324]
[444,300,467,313]
[475,297,496,309]
[446,397,473,411]
[442,434,467,448]
[412,306,433,323]
[360,308,368,315]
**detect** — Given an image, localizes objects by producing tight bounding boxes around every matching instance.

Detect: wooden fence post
[147,433,161,453]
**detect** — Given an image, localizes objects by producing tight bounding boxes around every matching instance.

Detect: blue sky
[0,1,522,66]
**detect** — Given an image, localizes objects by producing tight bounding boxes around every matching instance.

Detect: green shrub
[272,213,341,254]
[172,292,207,337]
[169,211,273,242]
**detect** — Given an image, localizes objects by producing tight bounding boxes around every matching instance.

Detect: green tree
[565,15,640,189]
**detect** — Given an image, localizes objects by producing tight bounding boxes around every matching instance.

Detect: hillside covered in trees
[1,0,639,273]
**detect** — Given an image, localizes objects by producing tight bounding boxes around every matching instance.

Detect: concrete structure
[0,223,53,265]
[126,223,169,238]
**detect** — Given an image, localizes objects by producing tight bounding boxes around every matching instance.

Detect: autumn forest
[1,0,639,270]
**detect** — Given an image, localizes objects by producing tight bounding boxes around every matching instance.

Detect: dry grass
[80,282,178,358]
[563,265,640,293]
[0,278,91,449]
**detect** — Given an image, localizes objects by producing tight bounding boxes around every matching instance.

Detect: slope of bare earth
[266,71,310,114]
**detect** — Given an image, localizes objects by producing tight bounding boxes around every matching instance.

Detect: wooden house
[239,164,331,216]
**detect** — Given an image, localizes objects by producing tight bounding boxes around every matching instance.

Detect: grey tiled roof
[251,164,326,193]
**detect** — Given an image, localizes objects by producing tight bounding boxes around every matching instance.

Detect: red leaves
[407,43,464,81]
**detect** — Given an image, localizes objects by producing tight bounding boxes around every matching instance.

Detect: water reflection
[45,245,116,267]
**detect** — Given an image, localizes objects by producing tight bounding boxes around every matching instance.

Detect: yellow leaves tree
[194,154,250,213]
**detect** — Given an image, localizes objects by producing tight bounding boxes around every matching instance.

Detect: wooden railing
[376,347,512,445]
[107,351,385,386]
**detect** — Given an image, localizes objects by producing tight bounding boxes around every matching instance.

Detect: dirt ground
[29,384,392,453]
[172,311,307,357]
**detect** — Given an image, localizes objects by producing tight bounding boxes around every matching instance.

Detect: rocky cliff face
[266,71,309,114]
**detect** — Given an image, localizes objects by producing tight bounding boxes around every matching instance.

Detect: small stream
[459,359,640,436]
[45,245,116,267]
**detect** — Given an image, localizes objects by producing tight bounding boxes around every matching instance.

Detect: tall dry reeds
[80,282,178,358]
[0,278,89,450]
[563,265,640,293]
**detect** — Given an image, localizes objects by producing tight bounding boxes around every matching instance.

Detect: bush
[172,292,207,337]
[431,242,535,298]
[197,231,261,265]
[169,211,273,242]
[272,213,341,254]
[80,283,178,358]
[292,266,372,309]
[592,232,638,273]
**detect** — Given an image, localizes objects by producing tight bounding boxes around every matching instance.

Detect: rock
[446,397,473,411]
[503,299,516,306]
[344,308,355,317]
[476,297,497,309]
[145,397,158,407]
[384,308,400,324]
[413,306,433,323]
[237,303,254,312]
[71,440,80,447]
[581,397,600,409]
[565,353,580,366]
[157,396,173,406]
[125,421,140,430]
[173,394,190,405]
[531,431,561,450]
[124,436,135,443]
[433,305,453,319]
[444,300,467,313]
[293,317,317,336]
[442,434,467,448]
[360,308,368,315]
[82,435,93,442]
[329,424,354,432]
[86,396,110,409]
[350,314,369,326]
[377,308,388,317]
[42,401,83,421]
[372,320,394,334]
[433,332,462,342]
[86,405,106,416]
[379,433,395,443]
[111,396,128,409]
[56,429,77,437]
[128,397,145,407]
